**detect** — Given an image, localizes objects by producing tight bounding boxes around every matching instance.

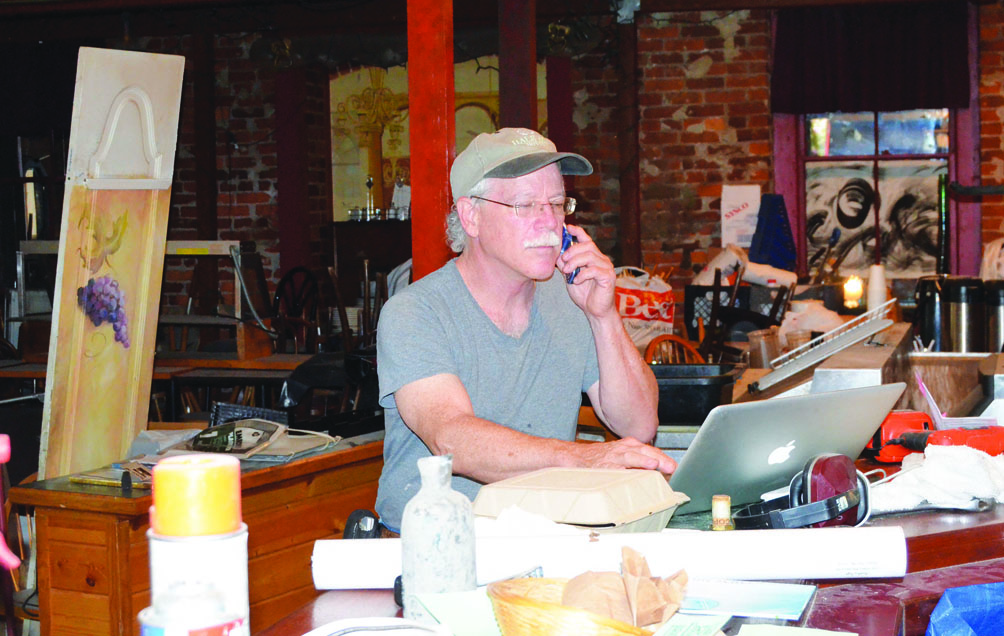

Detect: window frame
[772,7,980,278]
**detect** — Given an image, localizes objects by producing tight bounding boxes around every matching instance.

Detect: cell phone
[560,226,580,284]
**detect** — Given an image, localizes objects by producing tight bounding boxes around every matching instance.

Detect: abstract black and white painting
[805,160,945,279]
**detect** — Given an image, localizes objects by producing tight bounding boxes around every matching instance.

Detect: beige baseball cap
[450,128,593,202]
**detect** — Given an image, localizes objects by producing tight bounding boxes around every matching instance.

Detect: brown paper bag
[562,571,633,626]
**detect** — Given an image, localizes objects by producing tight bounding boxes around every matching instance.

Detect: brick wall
[148,7,994,323]
[570,11,772,329]
[981,3,1004,243]
[568,36,623,258]
[140,33,332,313]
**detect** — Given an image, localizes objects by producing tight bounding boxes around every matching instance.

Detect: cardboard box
[473,468,690,533]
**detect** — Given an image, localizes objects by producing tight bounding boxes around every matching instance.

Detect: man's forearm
[587,312,659,442]
[428,414,671,484]
[430,414,599,483]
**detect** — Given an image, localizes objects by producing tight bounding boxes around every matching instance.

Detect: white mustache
[523,231,561,248]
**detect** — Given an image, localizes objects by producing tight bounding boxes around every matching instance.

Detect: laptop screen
[668,382,905,514]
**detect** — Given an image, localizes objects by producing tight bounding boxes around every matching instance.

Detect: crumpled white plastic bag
[871,445,1004,515]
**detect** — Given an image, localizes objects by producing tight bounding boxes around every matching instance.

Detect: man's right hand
[574,437,677,474]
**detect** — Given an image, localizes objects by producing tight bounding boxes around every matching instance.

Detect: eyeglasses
[470,195,576,218]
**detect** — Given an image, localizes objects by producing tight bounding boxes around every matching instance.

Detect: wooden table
[154,352,312,371]
[258,506,1004,636]
[153,353,313,417]
[169,367,293,416]
[11,440,384,636]
[0,361,193,382]
[258,556,1004,636]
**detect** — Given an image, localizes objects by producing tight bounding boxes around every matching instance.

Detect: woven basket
[487,577,653,636]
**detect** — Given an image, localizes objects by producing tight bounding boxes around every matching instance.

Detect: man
[375,128,675,532]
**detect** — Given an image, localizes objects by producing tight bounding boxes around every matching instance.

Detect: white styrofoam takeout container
[472,468,690,533]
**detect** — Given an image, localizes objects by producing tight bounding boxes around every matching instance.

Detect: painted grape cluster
[77,276,130,348]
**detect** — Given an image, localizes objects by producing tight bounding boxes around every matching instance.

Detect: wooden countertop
[10,441,383,515]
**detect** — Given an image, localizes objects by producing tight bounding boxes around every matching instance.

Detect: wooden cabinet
[13,442,383,636]
[333,221,411,305]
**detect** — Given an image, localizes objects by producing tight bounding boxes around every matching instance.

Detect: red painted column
[498,0,536,129]
[408,0,455,280]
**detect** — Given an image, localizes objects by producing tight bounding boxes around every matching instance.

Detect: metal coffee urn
[914,275,948,351]
[945,276,986,352]
[986,280,1004,353]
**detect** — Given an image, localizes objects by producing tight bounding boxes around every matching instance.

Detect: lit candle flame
[844,275,864,308]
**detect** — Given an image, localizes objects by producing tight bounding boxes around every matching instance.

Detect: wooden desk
[258,556,1004,636]
[11,440,384,636]
[258,505,1004,636]
[252,458,1004,635]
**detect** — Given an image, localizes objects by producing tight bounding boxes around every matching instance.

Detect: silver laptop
[669,382,906,515]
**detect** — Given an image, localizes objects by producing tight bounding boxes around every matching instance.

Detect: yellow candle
[151,454,242,537]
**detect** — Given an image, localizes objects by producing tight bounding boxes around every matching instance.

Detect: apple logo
[768,440,796,465]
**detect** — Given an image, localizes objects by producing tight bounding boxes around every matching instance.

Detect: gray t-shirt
[374,259,599,531]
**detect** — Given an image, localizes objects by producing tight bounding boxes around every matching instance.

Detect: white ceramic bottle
[400,454,476,622]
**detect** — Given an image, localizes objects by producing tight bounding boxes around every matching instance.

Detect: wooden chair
[324,266,354,355]
[357,259,387,349]
[644,334,705,365]
[271,266,320,354]
[698,268,793,364]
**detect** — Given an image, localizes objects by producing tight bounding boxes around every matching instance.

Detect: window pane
[878,109,950,155]
[806,112,875,157]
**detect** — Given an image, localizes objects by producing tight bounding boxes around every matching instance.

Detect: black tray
[650,363,742,425]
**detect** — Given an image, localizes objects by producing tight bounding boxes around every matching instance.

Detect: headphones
[733,454,871,530]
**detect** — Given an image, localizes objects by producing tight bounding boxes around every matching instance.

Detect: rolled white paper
[311,526,907,590]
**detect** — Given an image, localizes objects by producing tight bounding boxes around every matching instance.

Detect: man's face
[472,164,566,282]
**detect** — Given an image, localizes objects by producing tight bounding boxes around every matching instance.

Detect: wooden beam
[407,0,455,280]
[618,21,641,267]
[189,32,223,316]
[498,0,536,129]
[275,67,312,272]
[0,0,613,39]
[545,56,573,152]
[192,32,217,242]
[641,0,975,10]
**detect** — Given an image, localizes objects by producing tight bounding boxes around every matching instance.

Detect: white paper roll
[867,264,887,310]
[311,525,908,590]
